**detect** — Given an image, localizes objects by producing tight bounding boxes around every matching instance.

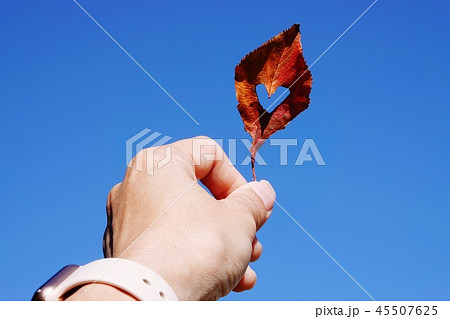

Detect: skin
[66,136,275,301]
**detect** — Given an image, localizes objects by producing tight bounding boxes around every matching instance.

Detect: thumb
[225,180,276,231]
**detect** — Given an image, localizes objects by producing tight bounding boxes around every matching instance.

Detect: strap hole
[143,278,151,285]
[159,291,166,300]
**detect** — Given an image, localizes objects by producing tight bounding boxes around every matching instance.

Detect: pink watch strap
[45,258,178,301]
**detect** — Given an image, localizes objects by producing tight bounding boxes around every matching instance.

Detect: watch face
[32,265,80,301]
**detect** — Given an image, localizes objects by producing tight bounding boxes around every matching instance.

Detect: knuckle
[193,135,216,144]
[135,148,148,158]
[149,145,170,163]
[193,136,222,154]
[198,136,221,150]
[128,148,147,169]
[173,136,217,151]
[108,183,121,201]
[128,145,174,175]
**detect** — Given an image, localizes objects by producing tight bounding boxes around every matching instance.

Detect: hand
[71,136,275,300]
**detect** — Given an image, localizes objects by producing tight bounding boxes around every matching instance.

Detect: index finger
[176,136,247,199]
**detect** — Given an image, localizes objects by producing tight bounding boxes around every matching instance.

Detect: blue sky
[1,0,449,301]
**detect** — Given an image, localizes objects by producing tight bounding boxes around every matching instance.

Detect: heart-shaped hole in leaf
[235,24,313,179]
[255,84,287,112]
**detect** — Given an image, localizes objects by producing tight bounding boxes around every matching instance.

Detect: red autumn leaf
[235,24,313,179]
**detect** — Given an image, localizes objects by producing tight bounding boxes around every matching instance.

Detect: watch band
[43,258,178,301]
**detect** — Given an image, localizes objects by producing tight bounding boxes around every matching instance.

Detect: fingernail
[250,180,276,211]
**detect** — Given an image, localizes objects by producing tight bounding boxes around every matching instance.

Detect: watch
[32,258,178,301]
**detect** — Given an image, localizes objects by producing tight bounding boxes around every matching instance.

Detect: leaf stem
[251,155,256,181]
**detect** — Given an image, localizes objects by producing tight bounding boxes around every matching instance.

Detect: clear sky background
[1,0,449,301]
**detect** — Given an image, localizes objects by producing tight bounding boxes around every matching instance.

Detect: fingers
[249,180,276,211]
[225,180,276,231]
[233,238,263,292]
[251,237,263,262]
[177,136,247,199]
[126,136,246,200]
[233,266,257,292]
[129,136,248,200]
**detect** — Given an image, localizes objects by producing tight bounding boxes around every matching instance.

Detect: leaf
[235,24,313,180]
